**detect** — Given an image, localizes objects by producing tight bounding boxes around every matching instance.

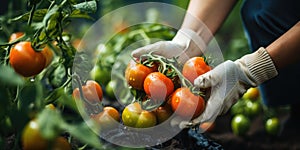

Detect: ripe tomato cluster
[71,55,212,130]
[122,55,211,128]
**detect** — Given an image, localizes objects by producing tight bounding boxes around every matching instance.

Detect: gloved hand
[131,28,207,64]
[178,47,278,129]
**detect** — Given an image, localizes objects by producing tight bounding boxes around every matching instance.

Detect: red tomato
[170,87,205,119]
[9,41,46,77]
[9,32,24,42]
[125,60,154,90]
[182,57,211,83]
[73,80,103,104]
[154,103,173,124]
[41,46,53,67]
[91,106,120,130]
[143,72,174,102]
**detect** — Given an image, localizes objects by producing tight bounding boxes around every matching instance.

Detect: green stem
[27,4,36,26]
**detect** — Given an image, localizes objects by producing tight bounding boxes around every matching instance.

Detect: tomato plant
[182,57,211,83]
[170,87,205,119]
[125,60,154,90]
[9,41,46,77]
[122,102,157,128]
[144,72,174,103]
[73,80,103,104]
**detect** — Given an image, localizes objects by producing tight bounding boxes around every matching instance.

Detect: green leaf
[37,109,62,140]
[0,65,24,87]
[69,10,94,20]
[49,63,67,88]
[73,1,97,14]
[9,9,48,22]
[60,120,103,149]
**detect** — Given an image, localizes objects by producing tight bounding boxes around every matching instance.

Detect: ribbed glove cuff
[242,47,278,85]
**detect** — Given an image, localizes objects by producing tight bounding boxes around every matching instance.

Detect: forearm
[266,21,300,69]
[181,0,237,42]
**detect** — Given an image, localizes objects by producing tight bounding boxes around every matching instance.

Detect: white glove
[131,28,207,64]
[178,47,278,129]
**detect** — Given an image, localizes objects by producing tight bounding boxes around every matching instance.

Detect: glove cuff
[240,47,278,85]
[172,28,207,55]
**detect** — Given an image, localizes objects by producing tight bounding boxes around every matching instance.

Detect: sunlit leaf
[73,1,97,14]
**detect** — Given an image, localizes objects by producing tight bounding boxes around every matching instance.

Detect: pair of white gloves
[132,28,278,129]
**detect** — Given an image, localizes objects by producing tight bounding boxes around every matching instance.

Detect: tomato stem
[139,52,205,97]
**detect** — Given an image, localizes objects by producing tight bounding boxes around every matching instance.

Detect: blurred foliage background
[1,0,249,61]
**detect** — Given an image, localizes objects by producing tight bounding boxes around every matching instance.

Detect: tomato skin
[200,122,215,132]
[72,80,103,104]
[9,41,46,77]
[52,137,71,150]
[22,120,49,150]
[122,102,157,128]
[231,114,250,136]
[265,117,280,136]
[182,57,211,83]
[9,32,24,42]
[243,87,260,101]
[170,87,205,119]
[41,46,54,67]
[143,72,174,102]
[154,103,173,124]
[125,60,153,90]
[91,106,120,130]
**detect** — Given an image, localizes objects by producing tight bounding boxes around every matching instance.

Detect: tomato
[245,100,261,118]
[72,80,103,104]
[9,32,24,42]
[51,137,71,150]
[105,80,116,99]
[242,87,260,101]
[182,57,211,83]
[9,41,46,77]
[91,106,120,130]
[144,72,174,103]
[41,46,54,67]
[170,87,205,119]
[265,117,280,136]
[90,66,111,86]
[154,103,173,124]
[231,114,250,136]
[122,102,157,128]
[22,120,49,150]
[125,60,153,90]
[199,122,215,132]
